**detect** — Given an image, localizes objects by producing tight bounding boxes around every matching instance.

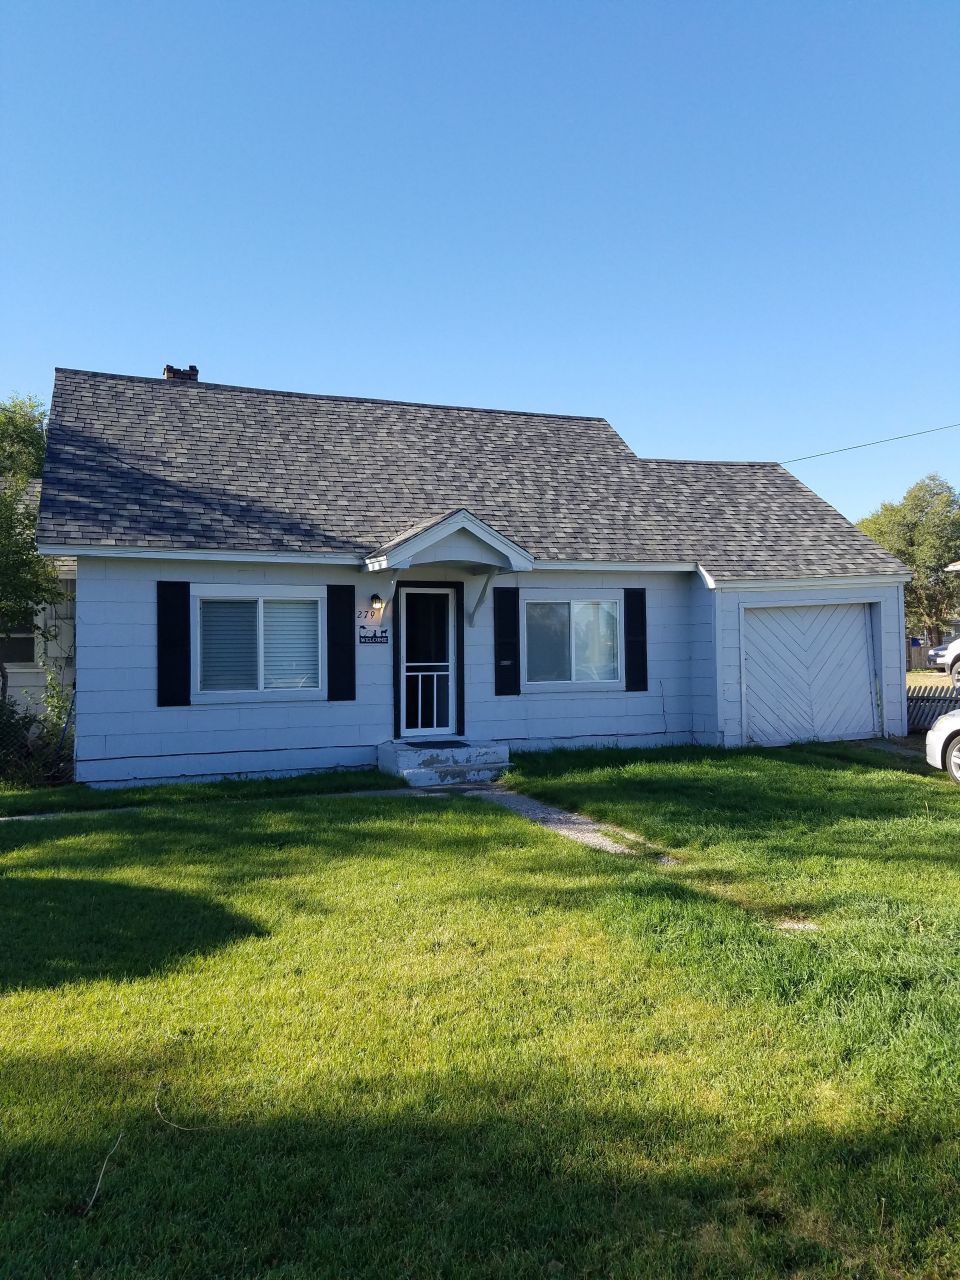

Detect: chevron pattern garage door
[743,604,878,746]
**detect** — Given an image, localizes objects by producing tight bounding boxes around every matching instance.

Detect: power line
[785,420,960,464]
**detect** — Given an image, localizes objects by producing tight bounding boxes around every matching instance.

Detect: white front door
[401,588,455,736]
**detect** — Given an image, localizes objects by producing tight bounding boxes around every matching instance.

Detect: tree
[858,474,960,641]
[0,395,60,701]
[0,395,47,480]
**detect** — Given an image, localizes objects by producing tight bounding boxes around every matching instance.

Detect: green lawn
[3,747,960,1277]
[0,765,394,818]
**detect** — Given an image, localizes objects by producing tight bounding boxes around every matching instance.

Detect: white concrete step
[378,739,509,787]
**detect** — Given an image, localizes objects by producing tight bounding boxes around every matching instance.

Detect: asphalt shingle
[37,369,907,581]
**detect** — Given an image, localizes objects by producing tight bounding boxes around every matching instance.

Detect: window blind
[200,600,258,691]
[263,599,319,689]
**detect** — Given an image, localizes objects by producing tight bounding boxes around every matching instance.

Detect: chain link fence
[0,693,73,786]
[0,675,74,783]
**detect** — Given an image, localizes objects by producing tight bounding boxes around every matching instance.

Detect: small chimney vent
[163,364,199,382]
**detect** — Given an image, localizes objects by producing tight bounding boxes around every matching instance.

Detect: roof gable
[365,509,534,572]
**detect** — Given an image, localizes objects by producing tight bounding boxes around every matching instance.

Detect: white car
[926,709,960,783]
[935,636,960,687]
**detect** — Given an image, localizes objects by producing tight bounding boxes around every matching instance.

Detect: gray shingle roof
[37,369,908,581]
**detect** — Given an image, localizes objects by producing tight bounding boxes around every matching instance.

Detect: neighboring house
[0,568,76,712]
[36,366,910,787]
[0,476,76,711]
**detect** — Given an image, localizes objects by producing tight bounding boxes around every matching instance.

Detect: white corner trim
[696,564,717,590]
[364,510,534,573]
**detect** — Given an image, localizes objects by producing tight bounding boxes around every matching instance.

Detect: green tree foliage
[0,395,47,480]
[0,395,61,701]
[858,473,960,640]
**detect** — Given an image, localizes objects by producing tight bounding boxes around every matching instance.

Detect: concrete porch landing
[378,739,509,787]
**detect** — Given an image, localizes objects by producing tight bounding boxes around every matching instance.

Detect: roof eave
[36,543,367,566]
[708,570,912,591]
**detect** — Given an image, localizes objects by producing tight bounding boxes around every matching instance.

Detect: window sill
[520,680,626,695]
[192,689,327,705]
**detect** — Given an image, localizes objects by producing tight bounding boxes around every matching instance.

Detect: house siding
[74,558,696,784]
[74,557,907,784]
[462,570,693,751]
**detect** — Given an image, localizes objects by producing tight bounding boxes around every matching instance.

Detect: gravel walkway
[466,787,635,854]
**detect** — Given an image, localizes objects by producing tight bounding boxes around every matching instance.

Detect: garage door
[742,604,878,746]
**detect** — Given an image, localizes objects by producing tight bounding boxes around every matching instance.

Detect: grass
[906,669,952,687]
[2,748,960,1277]
[0,766,396,818]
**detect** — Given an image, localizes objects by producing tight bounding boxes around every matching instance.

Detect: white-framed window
[0,611,36,667]
[191,585,325,701]
[522,596,621,686]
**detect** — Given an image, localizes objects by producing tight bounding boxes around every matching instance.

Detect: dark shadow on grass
[0,876,266,993]
[0,795,519,885]
[3,792,956,1025]
[3,1054,956,1278]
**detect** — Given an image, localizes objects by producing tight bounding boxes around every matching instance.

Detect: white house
[36,365,910,786]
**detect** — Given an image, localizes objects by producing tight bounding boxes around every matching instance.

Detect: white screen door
[401,588,455,736]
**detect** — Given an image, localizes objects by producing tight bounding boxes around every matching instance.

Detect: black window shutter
[157,581,191,707]
[623,588,648,692]
[493,587,521,696]
[327,584,356,701]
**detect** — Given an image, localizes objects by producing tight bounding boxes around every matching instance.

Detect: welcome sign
[359,625,389,645]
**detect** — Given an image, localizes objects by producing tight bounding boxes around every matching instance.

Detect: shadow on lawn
[0,796,527,886]
[0,876,265,993]
[3,1054,956,1279]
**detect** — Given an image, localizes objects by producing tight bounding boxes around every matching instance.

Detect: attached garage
[742,602,879,746]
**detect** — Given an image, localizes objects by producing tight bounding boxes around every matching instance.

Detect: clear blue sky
[4,1,958,521]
